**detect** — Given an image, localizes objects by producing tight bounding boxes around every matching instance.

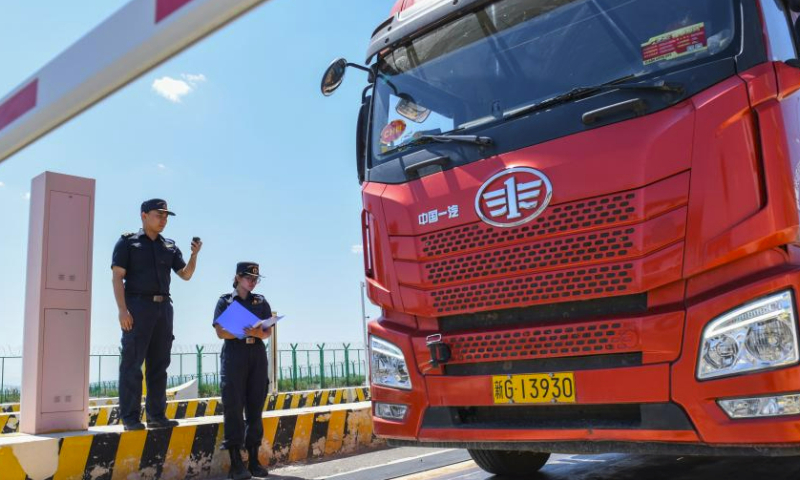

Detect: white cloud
[152,77,190,102]
[0,181,5,187]
[351,244,363,254]
[23,192,30,200]
[151,73,205,103]
[157,163,167,170]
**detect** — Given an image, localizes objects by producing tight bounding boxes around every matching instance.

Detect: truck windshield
[370,0,736,164]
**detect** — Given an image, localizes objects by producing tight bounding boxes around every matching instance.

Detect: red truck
[323,0,800,475]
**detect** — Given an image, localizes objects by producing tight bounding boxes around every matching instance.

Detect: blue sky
[0,0,390,361]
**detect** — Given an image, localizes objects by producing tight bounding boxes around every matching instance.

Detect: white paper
[253,315,285,330]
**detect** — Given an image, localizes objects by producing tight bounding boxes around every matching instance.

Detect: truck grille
[449,319,637,362]
[421,192,637,258]
[410,310,684,372]
[421,403,694,431]
[395,173,689,317]
[431,262,635,314]
[426,227,635,286]
[439,295,648,332]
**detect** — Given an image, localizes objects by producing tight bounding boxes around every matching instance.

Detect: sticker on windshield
[396,98,431,123]
[641,23,707,66]
[380,119,407,145]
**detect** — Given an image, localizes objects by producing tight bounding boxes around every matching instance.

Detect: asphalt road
[237,447,800,480]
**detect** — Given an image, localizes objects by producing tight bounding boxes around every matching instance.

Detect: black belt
[228,337,262,345]
[126,294,169,303]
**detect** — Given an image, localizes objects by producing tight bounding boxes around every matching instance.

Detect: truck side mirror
[321,58,375,97]
[321,58,348,96]
[356,95,371,184]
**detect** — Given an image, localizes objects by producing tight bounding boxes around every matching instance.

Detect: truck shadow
[489,453,800,480]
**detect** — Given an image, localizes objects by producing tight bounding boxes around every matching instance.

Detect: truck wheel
[467,449,550,476]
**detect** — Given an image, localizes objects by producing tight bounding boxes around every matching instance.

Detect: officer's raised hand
[176,236,202,281]
[191,236,203,255]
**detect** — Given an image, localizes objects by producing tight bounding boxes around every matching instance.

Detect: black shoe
[229,449,252,480]
[146,417,179,429]
[248,446,269,477]
[123,421,145,431]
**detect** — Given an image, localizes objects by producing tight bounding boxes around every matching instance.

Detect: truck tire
[467,449,550,476]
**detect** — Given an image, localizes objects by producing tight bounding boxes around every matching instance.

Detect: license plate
[492,373,576,404]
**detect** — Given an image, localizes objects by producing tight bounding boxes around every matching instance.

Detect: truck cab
[324,0,800,475]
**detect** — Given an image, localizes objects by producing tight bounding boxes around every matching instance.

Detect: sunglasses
[240,275,261,284]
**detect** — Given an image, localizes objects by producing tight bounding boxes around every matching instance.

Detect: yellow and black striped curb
[1,386,370,434]
[0,402,379,480]
[265,386,370,411]
[1,413,19,434]
[0,403,20,413]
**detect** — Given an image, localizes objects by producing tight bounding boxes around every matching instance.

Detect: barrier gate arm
[0,0,271,164]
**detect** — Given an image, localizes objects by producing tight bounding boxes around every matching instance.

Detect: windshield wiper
[504,76,685,121]
[417,134,493,146]
[389,133,493,154]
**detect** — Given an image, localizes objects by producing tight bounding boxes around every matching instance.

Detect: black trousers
[221,338,269,449]
[118,296,174,425]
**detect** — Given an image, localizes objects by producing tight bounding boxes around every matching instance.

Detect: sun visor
[366,0,491,63]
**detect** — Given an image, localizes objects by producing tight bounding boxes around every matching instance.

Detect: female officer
[213,262,272,479]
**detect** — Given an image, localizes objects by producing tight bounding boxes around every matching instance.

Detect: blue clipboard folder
[215,301,262,339]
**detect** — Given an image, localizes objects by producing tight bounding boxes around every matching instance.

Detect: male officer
[112,198,202,431]
[214,262,272,479]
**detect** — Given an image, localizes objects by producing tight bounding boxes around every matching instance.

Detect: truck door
[760,0,800,223]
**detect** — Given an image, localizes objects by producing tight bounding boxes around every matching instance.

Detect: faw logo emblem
[475,167,553,228]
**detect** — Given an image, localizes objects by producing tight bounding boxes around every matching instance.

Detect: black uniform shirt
[214,292,272,328]
[111,229,187,295]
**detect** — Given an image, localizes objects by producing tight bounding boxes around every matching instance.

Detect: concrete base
[170,379,199,401]
[2,387,373,435]
[0,402,379,480]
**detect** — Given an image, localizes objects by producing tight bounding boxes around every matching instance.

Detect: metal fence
[0,343,367,402]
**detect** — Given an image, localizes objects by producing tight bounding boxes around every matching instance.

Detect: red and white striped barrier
[0,0,271,163]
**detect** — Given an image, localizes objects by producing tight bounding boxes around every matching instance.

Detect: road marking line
[391,460,476,480]
[317,449,457,479]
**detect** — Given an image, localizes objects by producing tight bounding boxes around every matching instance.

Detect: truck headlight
[697,291,799,380]
[370,336,411,390]
[375,402,409,421]
[718,393,800,419]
